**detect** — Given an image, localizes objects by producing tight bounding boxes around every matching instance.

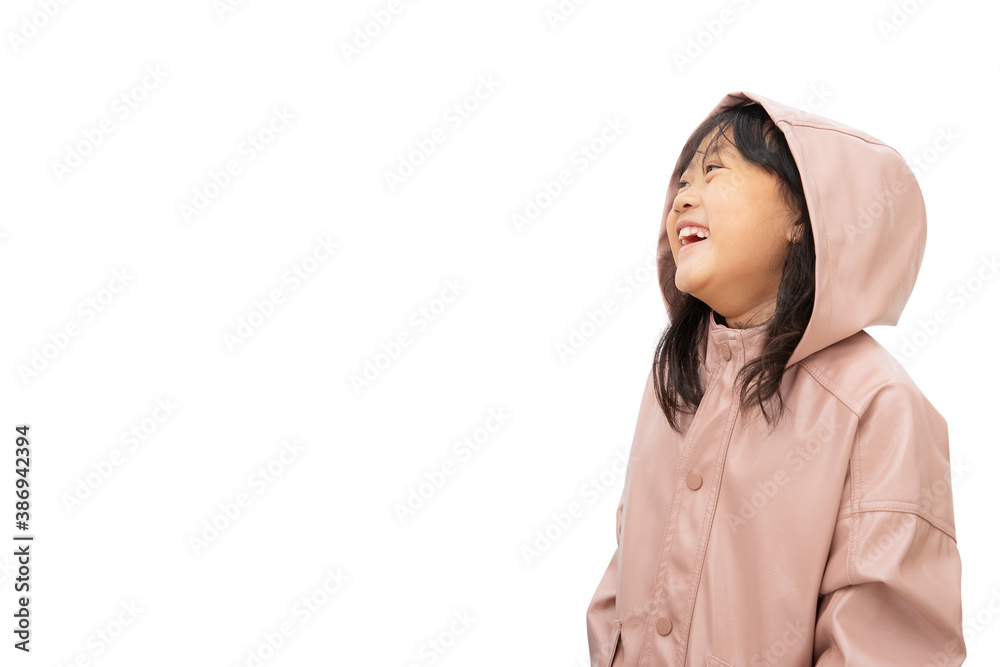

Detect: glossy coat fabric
[585,91,966,666]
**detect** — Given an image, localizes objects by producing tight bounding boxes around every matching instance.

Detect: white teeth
[679,226,710,245]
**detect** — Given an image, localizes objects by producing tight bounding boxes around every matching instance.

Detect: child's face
[665,129,800,327]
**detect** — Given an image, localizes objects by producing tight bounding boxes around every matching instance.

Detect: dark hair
[652,103,815,434]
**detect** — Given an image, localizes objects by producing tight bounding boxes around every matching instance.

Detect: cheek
[753,229,791,272]
[714,172,754,204]
[714,226,778,272]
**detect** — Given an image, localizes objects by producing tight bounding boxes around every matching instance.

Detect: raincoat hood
[586,91,965,667]
[656,91,927,368]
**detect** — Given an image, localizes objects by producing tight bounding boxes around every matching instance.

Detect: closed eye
[678,164,722,188]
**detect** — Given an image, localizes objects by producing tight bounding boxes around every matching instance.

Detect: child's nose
[673,188,699,212]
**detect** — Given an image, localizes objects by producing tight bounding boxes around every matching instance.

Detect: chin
[673,274,702,298]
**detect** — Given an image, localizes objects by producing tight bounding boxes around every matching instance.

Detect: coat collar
[701,309,772,376]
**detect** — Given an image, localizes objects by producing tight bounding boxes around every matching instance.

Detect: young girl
[585,92,966,666]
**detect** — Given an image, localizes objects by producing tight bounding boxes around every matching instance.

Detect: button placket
[646,326,748,662]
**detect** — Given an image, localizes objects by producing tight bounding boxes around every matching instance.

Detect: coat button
[720,344,732,361]
[656,618,672,635]
[686,472,703,490]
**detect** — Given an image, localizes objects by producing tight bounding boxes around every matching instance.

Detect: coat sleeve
[586,487,625,667]
[812,382,967,666]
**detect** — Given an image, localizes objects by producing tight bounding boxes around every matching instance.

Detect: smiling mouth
[678,226,710,246]
[678,232,710,252]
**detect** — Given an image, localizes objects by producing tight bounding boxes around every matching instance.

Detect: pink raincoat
[585,91,966,666]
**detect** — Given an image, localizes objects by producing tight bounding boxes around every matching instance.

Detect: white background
[1,0,997,664]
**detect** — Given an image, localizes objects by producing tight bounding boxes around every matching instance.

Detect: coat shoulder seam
[833,505,957,543]
[798,360,863,416]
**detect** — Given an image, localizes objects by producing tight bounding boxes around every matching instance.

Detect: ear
[787,223,804,244]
